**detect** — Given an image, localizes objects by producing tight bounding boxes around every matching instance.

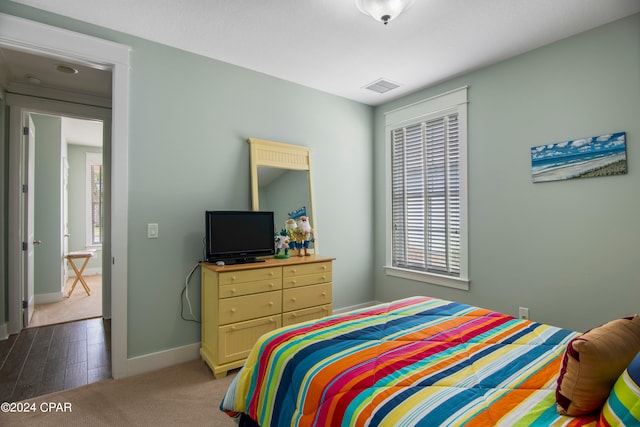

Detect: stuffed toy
[296,216,312,256]
[285,218,300,256]
[274,229,290,258]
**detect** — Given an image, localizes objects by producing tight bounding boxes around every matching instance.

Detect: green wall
[373,14,640,333]
[124,41,373,355]
[67,144,103,271]
[0,3,374,357]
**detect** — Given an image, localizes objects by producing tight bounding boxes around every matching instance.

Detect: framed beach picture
[531,132,627,183]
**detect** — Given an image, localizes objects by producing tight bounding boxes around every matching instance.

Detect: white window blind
[385,87,468,289]
[392,114,460,275]
[86,152,103,247]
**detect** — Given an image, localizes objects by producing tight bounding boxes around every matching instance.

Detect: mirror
[249,138,317,254]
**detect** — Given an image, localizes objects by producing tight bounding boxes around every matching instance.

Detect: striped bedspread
[221,296,599,426]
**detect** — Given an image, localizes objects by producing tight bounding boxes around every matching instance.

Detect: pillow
[599,351,640,426]
[555,315,640,416]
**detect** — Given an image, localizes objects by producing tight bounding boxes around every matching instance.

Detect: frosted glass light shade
[355,0,416,25]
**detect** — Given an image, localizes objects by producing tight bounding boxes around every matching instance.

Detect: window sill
[385,266,469,291]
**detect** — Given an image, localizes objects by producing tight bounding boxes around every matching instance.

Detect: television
[205,210,275,264]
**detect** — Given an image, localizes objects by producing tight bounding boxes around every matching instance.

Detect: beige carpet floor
[28,275,102,328]
[0,359,238,426]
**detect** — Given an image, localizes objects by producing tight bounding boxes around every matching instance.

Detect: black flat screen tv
[205,210,275,265]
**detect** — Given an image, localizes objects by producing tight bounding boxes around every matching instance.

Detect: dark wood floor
[0,317,111,402]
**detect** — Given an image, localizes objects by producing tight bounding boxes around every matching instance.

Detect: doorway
[25,114,105,329]
[3,102,113,401]
[1,11,130,380]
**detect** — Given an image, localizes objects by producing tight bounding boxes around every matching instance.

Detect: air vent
[364,78,400,94]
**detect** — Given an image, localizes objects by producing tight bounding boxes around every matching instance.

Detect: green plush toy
[274,228,290,258]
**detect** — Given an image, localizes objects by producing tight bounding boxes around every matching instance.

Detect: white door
[63,156,69,285]
[23,115,36,327]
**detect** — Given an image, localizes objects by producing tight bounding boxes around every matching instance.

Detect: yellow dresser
[200,255,334,378]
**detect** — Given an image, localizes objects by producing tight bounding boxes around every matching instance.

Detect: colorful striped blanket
[221,296,599,426]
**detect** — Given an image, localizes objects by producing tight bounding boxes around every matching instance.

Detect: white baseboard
[333,300,382,315]
[34,292,64,304]
[123,342,201,378]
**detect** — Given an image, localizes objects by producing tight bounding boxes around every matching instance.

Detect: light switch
[147,223,159,239]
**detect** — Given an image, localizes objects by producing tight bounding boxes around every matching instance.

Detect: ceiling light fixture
[355,0,415,25]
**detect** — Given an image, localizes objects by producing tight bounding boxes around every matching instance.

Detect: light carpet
[28,275,102,328]
[1,359,238,426]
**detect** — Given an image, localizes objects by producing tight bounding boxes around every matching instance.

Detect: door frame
[9,103,110,321]
[23,114,35,327]
[1,13,130,379]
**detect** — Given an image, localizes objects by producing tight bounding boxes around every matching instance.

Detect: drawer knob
[231,326,236,330]
[270,318,275,323]
[231,276,236,281]
[292,269,297,274]
[269,271,274,277]
[321,276,326,280]
[231,288,236,293]
[269,301,274,306]
[322,292,327,297]
[291,297,297,302]
[291,280,296,285]
[269,283,274,288]
[231,308,236,313]
[321,265,327,270]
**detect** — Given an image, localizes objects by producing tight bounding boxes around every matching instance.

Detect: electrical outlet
[519,307,529,320]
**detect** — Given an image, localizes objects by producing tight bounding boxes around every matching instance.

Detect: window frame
[384,87,469,290]
[85,151,103,248]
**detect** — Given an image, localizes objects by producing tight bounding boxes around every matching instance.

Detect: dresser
[200,255,334,379]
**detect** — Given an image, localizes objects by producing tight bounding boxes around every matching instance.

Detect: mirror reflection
[249,138,317,254]
[258,168,309,226]
[259,168,314,257]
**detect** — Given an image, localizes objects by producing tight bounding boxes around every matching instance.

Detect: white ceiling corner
[62,117,103,147]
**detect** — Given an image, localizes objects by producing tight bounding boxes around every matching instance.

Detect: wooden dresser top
[200,255,335,273]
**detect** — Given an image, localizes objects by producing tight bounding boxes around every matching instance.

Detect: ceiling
[61,117,103,147]
[0,47,111,98]
[4,0,640,107]
[0,46,107,146]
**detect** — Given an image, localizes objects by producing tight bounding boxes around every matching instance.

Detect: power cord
[181,235,207,323]
[181,262,200,323]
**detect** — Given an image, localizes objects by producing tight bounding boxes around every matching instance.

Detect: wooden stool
[65,250,96,297]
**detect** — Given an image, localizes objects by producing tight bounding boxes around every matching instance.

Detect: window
[385,87,469,290]
[86,152,103,247]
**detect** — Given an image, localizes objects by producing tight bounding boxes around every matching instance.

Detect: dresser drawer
[218,290,282,325]
[283,283,332,312]
[283,262,332,277]
[219,278,281,298]
[283,271,332,289]
[282,304,332,326]
[218,315,282,364]
[219,267,281,286]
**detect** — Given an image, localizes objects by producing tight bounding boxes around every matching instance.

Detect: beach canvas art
[531,132,627,183]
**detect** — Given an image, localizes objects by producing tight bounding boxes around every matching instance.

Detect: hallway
[0,318,111,402]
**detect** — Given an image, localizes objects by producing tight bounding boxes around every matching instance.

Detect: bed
[220,296,637,426]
